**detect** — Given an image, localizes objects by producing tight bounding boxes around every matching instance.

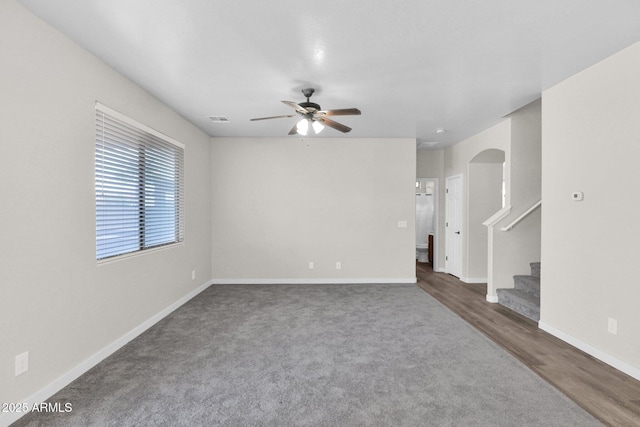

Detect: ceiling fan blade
[282,100,309,114]
[320,108,361,116]
[318,117,352,133]
[288,123,299,135]
[250,114,297,121]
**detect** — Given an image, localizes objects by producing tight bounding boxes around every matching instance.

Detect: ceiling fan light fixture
[312,120,324,134]
[296,118,309,136]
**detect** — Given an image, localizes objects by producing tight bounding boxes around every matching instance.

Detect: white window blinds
[95,103,184,260]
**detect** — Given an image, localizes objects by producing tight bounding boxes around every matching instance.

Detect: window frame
[95,102,185,262]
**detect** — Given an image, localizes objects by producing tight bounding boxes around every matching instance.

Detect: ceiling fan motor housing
[300,88,320,112]
[299,101,321,112]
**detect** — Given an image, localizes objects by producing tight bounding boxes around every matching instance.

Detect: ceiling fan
[250,88,361,135]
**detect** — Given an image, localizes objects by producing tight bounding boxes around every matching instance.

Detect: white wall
[0,0,212,410]
[541,41,640,374]
[489,99,542,296]
[211,137,417,283]
[444,121,511,281]
[468,162,503,280]
[509,100,542,210]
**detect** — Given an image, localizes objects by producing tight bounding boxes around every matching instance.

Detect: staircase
[496,262,540,322]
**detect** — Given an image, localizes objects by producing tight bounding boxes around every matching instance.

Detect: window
[95,103,184,260]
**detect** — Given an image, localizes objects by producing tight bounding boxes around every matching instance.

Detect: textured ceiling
[17,0,640,148]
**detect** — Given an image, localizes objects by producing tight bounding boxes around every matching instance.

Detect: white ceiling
[17,0,640,148]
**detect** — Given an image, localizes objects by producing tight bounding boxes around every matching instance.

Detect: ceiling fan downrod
[299,88,321,112]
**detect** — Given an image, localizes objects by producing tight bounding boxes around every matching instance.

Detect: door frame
[445,174,463,278]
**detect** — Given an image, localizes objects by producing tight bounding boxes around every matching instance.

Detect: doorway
[415,178,438,270]
[468,149,505,280]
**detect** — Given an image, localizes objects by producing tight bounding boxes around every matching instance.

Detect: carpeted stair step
[530,262,540,278]
[514,275,540,298]
[496,288,540,322]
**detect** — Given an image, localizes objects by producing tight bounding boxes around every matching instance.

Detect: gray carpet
[13,283,601,426]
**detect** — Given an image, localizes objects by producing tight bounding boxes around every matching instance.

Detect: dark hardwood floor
[415,262,640,427]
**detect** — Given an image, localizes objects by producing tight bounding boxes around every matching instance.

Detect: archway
[467,149,505,280]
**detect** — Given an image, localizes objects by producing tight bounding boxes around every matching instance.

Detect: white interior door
[445,174,463,278]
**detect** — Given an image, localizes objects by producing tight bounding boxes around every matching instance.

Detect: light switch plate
[15,352,29,376]
[608,317,618,335]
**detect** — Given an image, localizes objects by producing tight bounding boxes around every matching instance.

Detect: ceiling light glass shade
[296,118,309,136]
[312,120,324,134]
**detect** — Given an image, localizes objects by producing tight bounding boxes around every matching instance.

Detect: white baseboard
[460,277,488,284]
[486,294,499,303]
[434,267,446,273]
[210,277,417,285]
[1,280,212,427]
[538,320,640,382]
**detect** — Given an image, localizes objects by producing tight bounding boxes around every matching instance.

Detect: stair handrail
[482,205,511,227]
[500,200,541,231]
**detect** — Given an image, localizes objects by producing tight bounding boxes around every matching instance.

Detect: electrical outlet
[336,261,342,270]
[191,270,196,280]
[608,318,618,335]
[308,261,314,270]
[15,352,29,376]
[397,220,408,228]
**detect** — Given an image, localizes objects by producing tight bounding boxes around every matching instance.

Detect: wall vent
[208,116,230,123]
[417,141,439,149]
